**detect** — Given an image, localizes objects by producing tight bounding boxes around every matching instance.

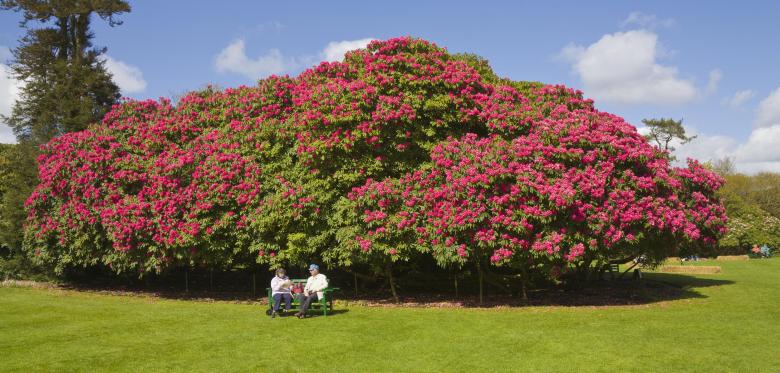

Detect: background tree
[0,143,13,248]
[0,0,130,275]
[713,166,780,253]
[748,172,780,219]
[710,157,736,176]
[642,118,696,154]
[0,144,10,278]
[718,185,780,251]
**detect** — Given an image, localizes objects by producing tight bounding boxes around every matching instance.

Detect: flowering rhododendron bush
[24,37,727,277]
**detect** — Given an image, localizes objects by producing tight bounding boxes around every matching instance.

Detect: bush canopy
[24,37,727,280]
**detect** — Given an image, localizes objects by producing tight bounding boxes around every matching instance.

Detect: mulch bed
[657,265,721,274]
[1,279,55,288]
[715,255,749,261]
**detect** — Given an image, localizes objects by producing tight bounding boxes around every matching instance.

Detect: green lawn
[1,259,779,372]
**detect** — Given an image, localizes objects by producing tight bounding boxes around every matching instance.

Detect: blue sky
[2,1,779,172]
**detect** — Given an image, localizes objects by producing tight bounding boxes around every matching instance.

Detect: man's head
[275,268,286,277]
[308,264,319,276]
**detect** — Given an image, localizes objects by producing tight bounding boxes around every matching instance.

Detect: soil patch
[658,265,721,274]
[715,255,749,261]
[1,279,55,288]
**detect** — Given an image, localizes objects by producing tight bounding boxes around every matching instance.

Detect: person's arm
[271,277,282,292]
[304,277,314,294]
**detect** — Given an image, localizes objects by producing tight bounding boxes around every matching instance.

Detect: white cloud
[103,56,147,94]
[706,69,722,95]
[0,62,19,117]
[616,85,780,174]
[734,125,780,164]
[670,124,780,174]
[215,39,297,79]
[321,38,374,62]
[1,47,21,144]
[215,38,374,79]
[621,12,675,29]
[671,129,737,165]
[724,90,755,108]
[560,30,697,105]
[755,87,780,128]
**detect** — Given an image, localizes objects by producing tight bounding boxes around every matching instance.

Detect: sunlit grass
[1,259,778,372]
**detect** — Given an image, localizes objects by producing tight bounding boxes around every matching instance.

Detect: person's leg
[293,294,304,316]
[298,295,310,315]
[272,293,282,312]
[299,294,319,316]
[282,293,292,311]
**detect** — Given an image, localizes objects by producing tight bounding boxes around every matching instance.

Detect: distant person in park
[759,244,772,258]
[295,264,328,319]
[270,268,293,318]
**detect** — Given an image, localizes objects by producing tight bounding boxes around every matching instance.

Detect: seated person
[760,244,771,258]
[295,264,328,319]
[270,268,293,317]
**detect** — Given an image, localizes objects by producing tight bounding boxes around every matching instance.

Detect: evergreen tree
[642,117,696,153]
[0,143,13,248]
[0,0,130,271]
[2,0,130,143]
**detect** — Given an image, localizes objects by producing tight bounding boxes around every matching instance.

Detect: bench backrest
[290,278,334,301]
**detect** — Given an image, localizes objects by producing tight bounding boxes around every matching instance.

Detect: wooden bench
[265,279,339,317]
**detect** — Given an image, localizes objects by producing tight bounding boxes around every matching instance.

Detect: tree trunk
[520,266,528,301]
[477,261,484,305]
[385,264,399,303]
[454,272,459,298]
[184,267,189,294]
[56,16,69,60]
[354,272,359,298]
[583,259,593,284]
[595,260,606,281]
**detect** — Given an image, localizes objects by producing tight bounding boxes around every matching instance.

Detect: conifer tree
[0,0,130,268]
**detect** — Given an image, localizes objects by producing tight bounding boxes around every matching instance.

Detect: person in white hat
[295,264,328,318]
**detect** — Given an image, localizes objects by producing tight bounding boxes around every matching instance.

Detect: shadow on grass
[642,272,734,288]
[56,283,354,317]
[340,275,735,309]
[52,272,734,310]
[303,309,350,318]
[57,283,267,304]
[262,309,350,319]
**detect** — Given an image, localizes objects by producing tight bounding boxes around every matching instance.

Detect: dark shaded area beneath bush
[50,262,734,308]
